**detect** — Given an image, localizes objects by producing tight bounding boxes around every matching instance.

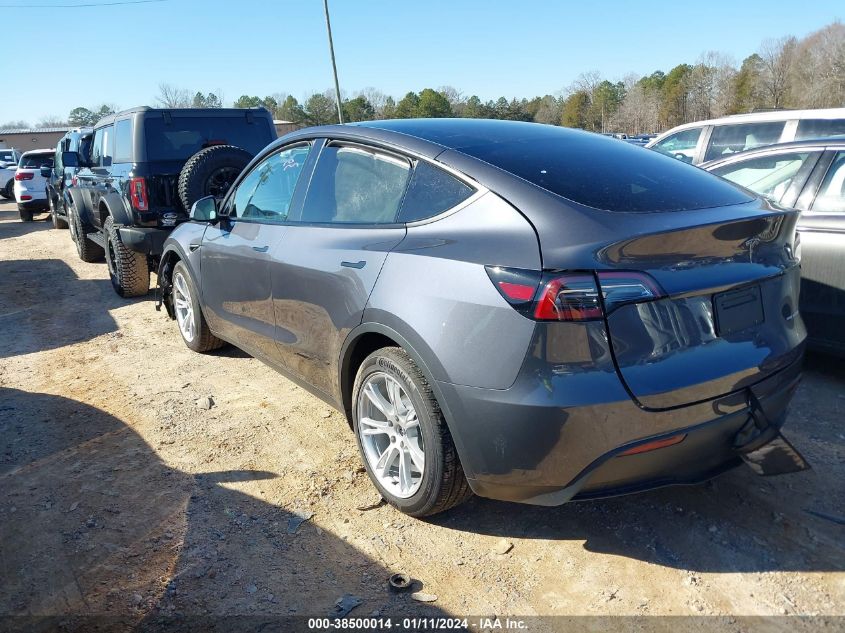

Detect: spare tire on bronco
[177,145,253,212]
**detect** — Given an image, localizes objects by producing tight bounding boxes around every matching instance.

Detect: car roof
[20,149,54,156]
[700,138,845,169]
[92,106,274,128]
[647,107,845,146]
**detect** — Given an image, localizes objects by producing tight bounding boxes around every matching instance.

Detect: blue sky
[2,0,842,123]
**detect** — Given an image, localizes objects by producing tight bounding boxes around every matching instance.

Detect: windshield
[144,115,273,161]
[0,150,15,162]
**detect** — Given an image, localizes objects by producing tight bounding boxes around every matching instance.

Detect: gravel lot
[0,200,843,631]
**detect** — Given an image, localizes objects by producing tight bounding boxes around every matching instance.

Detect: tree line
[5,21,841,134]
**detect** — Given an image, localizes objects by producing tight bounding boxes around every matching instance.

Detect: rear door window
[651,128,702,163]
[795,119,845,141]
[398,160,475,222]
[113,119,132,163]
[704,122,786,162]
[710,152,811,203]
[298,144,412,224]
[90,126,114,168]
[811,152,845,213]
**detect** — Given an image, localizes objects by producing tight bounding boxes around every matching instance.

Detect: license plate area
[714,284,764,336]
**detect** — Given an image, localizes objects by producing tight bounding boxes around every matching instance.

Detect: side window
[114,119,132,163]
[229,145,311,222]
[795,119,845,141]
[704,122,786,162]
[298,145,411,224]
[710,152,810,203]
[102,125,114,167]
[651,128,701,162]
[54,141,63,173]
[90,129,105,167]
[811,152,845,213]
[398,161,475,222]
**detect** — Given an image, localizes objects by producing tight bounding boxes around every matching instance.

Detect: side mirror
[190,195,218,223]
[40,166,52,178]
[62,151,79,168]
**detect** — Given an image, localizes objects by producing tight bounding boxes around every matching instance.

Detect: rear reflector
[620,434,686,456]
[20,195,32,201]
[15,172,34,181]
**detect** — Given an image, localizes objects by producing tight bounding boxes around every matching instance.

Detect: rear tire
[68,201,104,263]
[18,206,33,222]
[50,194,68,229]
[171,261,225,353]
[1,180,12,200]
[104,216,149,297]
[352,347,472,517]
[177,145,252,212]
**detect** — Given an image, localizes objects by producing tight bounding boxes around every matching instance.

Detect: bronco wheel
[352,347,472,517]
[172,261,224,353]
[104,216,149,297]
[177,145,252,212]
[68,202,104,263]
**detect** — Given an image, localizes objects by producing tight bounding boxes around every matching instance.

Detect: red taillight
[21,195,32,200]
[619,434,686,456]
[129,177,149,211]
[487,267,665,322]
[72,175,78,187]
[15,172,34,181]
[535,274,603,321]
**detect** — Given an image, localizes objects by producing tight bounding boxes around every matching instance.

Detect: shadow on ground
[0,207,52,239]
[429,352,845,575]
[0,388,448,632]
[0,259,123,358]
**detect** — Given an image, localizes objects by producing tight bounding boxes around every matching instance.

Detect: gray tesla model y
[157,119,808,516]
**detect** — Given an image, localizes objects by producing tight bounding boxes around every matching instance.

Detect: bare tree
[37,116,69,127]
[759,36,797,108]
[357,87,388,117]
[156,83,192,108]
[0,120,30,129]
[787,22,845,108]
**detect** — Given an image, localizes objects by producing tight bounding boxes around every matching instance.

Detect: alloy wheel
[172,271,196,342]
[357,372,425,498]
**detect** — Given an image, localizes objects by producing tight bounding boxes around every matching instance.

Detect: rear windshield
[144,115,273,161]
[20,153,53,169]
[459,132,752,212]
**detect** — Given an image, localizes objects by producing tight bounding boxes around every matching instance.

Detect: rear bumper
[16,198,50,211]
[117,226,171,256]
[439,335,804,506]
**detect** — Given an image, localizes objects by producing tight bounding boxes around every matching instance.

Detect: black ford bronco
[62,106,276,296]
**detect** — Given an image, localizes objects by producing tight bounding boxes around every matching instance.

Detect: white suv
[646,108,845,165]
[14,149,53,221]
[0,148,21,199]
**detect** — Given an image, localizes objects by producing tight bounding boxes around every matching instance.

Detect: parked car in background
[0,148,21,168]
[13,149,53,221]
[63,106,276,297]
[647,108,845,165]
[703,139,845,356]
[157,119,807,517]
[46,128,92,229]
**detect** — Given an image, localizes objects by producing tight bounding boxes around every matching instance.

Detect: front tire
[104,216,149,297]
[68,201,104,263]
[352,347,472,517]
[171,261,224,353]
[18,205,33,222]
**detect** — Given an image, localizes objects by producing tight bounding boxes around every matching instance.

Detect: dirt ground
[0,199,843,632]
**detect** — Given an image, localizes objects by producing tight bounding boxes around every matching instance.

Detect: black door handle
[252,245,269,252]
[341,260,366,269]
[189,243,201,252]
